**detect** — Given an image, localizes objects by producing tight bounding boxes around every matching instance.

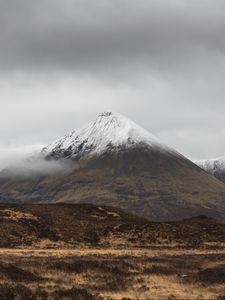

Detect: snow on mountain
[195,155,225,175]
[41,112,176,160]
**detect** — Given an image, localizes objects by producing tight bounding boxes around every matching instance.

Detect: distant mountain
[1,112,225,221]
[195,156,225,183]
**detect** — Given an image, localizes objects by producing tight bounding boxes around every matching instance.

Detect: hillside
[0,203,224,248]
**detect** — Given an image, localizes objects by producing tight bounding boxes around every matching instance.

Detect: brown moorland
[0,248,224,299]
[0,203,224,248]
[0,204,223,299]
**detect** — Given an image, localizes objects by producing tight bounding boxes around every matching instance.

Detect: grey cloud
[0,0,225,161]
[1,0,225,76]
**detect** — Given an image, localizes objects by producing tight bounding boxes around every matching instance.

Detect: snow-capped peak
[41,112,174,160]
[195,155,225,174]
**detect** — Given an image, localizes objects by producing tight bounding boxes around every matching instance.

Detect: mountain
[1,112,225,221]
[195,156,225,183]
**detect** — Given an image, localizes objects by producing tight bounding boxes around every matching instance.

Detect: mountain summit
[42,112,174,160]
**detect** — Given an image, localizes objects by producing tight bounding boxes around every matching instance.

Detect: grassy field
[0,248,224,300]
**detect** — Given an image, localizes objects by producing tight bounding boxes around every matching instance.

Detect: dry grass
[0,204,223,298]
[0,248,224,300]
[1,209,38,221]
[0,204,224,250]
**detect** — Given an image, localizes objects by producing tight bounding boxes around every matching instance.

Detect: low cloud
[0,145,70,178]
[0,145,44,170]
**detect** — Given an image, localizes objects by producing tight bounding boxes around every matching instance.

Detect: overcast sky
[0,0,225,167]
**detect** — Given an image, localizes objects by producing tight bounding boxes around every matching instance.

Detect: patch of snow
[41,112,178,160]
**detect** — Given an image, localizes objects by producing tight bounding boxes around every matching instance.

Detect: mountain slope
[1,112,225,221]
[196,156,225,183]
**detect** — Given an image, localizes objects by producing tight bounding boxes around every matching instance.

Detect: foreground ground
[0,204,224,248]
[0,248,224,300]
[0,204,224,299]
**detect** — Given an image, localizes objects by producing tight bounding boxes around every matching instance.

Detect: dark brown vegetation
[0,204,223,299]
[0,203,224,248]
[0,249,224,299]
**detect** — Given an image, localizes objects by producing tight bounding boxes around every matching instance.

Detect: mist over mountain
[0,157,70,179]
[0,145,44,171]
